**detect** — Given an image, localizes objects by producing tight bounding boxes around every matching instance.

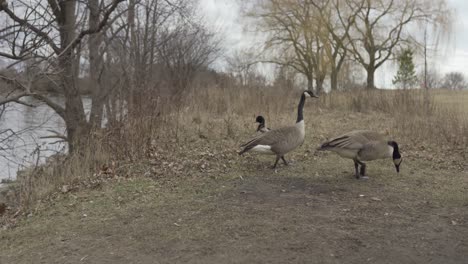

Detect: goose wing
[240,126,296,154]
[320,130,384,150]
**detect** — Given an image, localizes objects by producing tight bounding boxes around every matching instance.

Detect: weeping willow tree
[342,0,453,89]
[243,0,332,94]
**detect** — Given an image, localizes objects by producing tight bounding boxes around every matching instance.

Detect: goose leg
[281,156,288,166]
[360,163,367,176]
[355,160,368,180]
[353,160,360,179]
[272,156,280,169]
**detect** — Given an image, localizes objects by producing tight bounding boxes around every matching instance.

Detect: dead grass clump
[0,137,114,218]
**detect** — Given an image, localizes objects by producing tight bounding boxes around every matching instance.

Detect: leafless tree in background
[243,0,332,94]
[419,69,441,89]
[441,72,468,90]
[320,0,359,91]
[226,50,256,87]
[0,0,124,153]
[241,0,452,91]
[99,0,220,120]
[0,0,220,152]
[157,22,221,95]
[343,0,449,89]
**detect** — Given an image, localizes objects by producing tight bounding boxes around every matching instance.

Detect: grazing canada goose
[239,90,318,168]
[317,130,402,179]
[255,115,270,133]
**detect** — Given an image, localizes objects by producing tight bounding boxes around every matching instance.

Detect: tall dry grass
[7,85,467,213]
[321,89,467,153]
[8,139,112,210]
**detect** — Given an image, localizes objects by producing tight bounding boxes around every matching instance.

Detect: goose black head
[304,90,318,98]
[255,115,265,124]
[388,141,402,173]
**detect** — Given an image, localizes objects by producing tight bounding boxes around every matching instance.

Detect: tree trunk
[88,0,104,129]
[59,0,89,153]
[127,0,137,116]
[315,75,325,95]
[330,69,338,92]
[307,71,314,91]
[366,66,376,89]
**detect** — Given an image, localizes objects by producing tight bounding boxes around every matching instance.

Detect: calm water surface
[0,96,92,182]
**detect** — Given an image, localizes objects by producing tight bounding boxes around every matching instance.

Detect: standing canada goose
[255,115,270,133]
[317,130,402,179]
[239,90,318,168]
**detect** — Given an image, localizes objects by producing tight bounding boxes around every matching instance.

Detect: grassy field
[1,90,467,263]
[433,90,468,113]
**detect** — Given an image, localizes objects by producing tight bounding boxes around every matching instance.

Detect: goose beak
[395,164,400,173]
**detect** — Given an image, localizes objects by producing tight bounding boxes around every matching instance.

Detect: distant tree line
[241,0,453,93]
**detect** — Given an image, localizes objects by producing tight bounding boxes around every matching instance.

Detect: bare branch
[0,75,66,118]
[57,0,125,58]
[0,1,61,54]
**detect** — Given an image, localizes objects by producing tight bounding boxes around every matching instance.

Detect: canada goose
[317,130,402,179]
[239,90,318,168]
[255,115,270,133]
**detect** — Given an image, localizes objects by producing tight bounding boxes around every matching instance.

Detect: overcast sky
[200,0,468,88]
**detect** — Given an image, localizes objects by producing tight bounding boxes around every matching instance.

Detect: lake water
[0,96,92,183]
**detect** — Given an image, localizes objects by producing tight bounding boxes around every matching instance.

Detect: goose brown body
[240,120,305,156]
[239,91,317,169]
[319,130,402,179]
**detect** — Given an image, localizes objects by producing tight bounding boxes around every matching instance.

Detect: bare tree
[0,0,124,153]
[226,50,257,87]
[243,0,331,94]
[343,0,450,89]
[419,69,441,89]
[311,0,359,91]
[157,22,221,95]
[441,72,467,90]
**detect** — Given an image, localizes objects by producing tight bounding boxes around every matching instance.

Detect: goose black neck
[388,141,401,159]
[296,94,306,123]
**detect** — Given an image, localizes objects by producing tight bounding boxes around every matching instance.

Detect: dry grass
[320,89,468,160]
[3,86,467,216]
[433,89,468,113]
[1,139,113,213]
[1,103,467,263]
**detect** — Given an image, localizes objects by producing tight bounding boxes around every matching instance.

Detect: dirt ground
[1,111,467,264]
